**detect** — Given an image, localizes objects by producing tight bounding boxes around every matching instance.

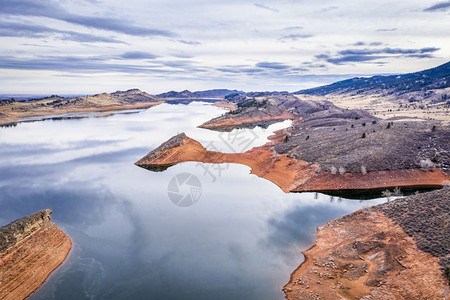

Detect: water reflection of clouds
[0,102,387,300]
[263,204,347,258]
[0,182,116,227]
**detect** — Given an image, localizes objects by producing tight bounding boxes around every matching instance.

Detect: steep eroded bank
[0,210,72,300]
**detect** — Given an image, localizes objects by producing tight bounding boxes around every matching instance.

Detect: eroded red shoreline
[0,210,72,300]
[135,134,449,193]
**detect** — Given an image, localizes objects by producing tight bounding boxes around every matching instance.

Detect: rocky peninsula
[0,210,72,300]
[135,132,448,193]
[137,62,450,194]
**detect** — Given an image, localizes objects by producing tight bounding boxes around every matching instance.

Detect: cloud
[0,55,163,73]
[216,66,262,74]
[320,46,440,65]
[423,1,450,11]
[0,54,208,76]
[376,28,397,32]
[406,54,434,58]
[0,0,175,37]
[327,55,385,64]
[279,33,313,41]
[0,20,123,43]
[120,52,158,60]
[263,204,347,256]
[256,61,290,69]
[254,3,279,12]
[339,47,438,56]
[353,42,383,47]
[283,26,303,31]
[177,40,202,46]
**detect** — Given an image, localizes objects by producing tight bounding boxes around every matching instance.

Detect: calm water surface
[0,102,385,300]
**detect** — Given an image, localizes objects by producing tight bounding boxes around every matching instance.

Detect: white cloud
[0,0,448,94]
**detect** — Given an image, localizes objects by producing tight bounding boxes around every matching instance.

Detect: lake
[0,102,385,300]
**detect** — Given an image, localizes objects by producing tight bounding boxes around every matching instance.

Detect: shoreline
[135,133,450,193]
[0,210,72,300]
[283,189,450,299]
[0,101,163,126]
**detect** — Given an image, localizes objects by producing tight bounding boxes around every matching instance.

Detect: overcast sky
[1,0,449,94]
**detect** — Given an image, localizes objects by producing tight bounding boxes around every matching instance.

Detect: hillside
[156,89,242,99]
[297,61,450,95]
[0,88,162,125]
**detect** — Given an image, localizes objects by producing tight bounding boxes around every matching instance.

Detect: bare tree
[393,187,403,197]
[382,189,392,202]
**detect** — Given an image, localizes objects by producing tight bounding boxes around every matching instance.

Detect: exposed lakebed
[0,101,385,299]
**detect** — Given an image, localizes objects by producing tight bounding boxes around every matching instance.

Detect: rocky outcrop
[283,189,450,300]
[0,210,72,300]
[135,133,450,193]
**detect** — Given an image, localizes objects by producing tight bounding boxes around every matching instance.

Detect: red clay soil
[283,207,450,299]
[0,213,72,300]
[136,135,450,193]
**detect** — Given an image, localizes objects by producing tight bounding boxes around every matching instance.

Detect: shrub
[362,122,366,126]
[361,132,366,138]
[306,135,310,140]
[420,158,435,170]
[361,165,367,175]
[432,125,437,132]
[330,166,337,175]
[386,122,391,129]
[351,124,354,128]
[315,164,322,173]
[393,187,403,196]
[372,120,377,124]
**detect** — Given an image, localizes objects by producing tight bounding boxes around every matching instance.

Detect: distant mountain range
[156,89,243,99]
[296,61,450,95]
